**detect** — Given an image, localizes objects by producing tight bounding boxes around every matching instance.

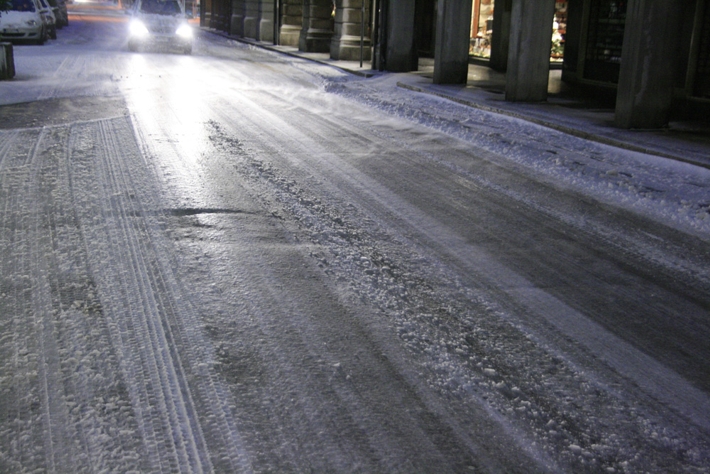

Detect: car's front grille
[149,26,173,34]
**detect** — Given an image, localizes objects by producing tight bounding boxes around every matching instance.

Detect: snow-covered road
[1,8,709,473]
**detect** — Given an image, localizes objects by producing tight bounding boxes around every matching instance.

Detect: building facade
[201,0,709,127]
[561,0,709,126]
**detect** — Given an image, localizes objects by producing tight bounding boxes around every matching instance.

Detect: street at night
[1,2,709,472]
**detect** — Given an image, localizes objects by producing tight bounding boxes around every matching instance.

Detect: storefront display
[552,0,567,60]
[470,0,494,58]
[468,0,568,61]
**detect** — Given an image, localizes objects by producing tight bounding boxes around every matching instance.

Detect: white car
[0,0,48,44]
[36,0,56,40]
[127,0,193,54]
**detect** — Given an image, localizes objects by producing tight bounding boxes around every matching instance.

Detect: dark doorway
[583,0,627,83]
[414,0,436,57]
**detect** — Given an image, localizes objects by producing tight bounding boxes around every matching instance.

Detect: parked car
[0,0,48,44]
[126,0,193,54]
[36,0,56,39]
[46,0,67,28]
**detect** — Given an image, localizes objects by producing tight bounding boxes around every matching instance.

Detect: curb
[200,27,709,170]
[397,82,710,170]
[201,28,376,78]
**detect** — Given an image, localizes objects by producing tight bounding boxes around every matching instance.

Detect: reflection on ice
[122,52,221,208]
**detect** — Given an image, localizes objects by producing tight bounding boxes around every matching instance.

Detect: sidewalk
[209,30,710,170]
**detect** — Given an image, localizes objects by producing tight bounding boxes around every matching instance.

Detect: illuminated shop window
[468,0,568,61]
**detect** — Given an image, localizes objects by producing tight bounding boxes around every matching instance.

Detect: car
[126,0,193,54]
[0,0,48,44]
[46,0,67,28]
[36,0,56,39]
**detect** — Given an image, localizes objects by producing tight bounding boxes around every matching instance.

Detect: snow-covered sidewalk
[217,32,710,171]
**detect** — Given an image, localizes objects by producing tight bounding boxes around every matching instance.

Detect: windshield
[139,0,181,15]
[11,0,36,12]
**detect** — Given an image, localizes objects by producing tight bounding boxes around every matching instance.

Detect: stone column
[259,0,275,42]
[299,0,334,52]
[244,0,260,38]
[0,43,15,81]
[331,0,371,60]
[280,0,303,46]
[384,0,416,71]
[615,0,682,128]
[489,0,511,72]
[208,0,227,30]
[505,0,556,102]
[231,0,246,36]
[433,0,473,84]
[201,0,212,27]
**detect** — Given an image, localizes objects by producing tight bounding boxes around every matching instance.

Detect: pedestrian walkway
[208,30,710,170]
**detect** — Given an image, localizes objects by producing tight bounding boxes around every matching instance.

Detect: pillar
[331,0,371,61]
[244,0,260,38]
[433,0,473,84]
[615,0,682,129]
[489,0,511,72]
[385,0,416,71]
[259,0,275,42]
[280,0,303,46]
[201,0,212,27]
[505,0,556,102]
[299,0,334,52]
[0,43,15,81]
[212,0,230,30]
[231,0,246,36]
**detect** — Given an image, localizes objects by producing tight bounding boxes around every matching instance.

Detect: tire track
[50,123,145,472]
[37,55,83,101]
[1,118,251,471]
[1,127,93,471]
[67,119,177,472]
[0,129,47,472]
[1,125,149,472]
[69,117,209,472]
[28,127,80,473]
[126,117,255,473]
[68,115,251,472]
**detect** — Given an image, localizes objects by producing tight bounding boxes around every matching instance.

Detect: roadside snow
[326,73,710,242]
[2,22,709,473]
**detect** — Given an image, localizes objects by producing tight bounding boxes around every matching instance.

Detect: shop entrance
[414,0,436,58]
[469,0,568,63]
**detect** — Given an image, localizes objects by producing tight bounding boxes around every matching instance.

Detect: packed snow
[1,10,709,473]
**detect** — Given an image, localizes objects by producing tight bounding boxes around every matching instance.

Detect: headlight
[26,20,38,26]
[129,19,150,38]
[176,24,192,39]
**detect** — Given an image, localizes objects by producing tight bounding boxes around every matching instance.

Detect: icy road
[1,7,710,474]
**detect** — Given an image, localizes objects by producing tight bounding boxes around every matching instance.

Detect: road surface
[1,5,709,473]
